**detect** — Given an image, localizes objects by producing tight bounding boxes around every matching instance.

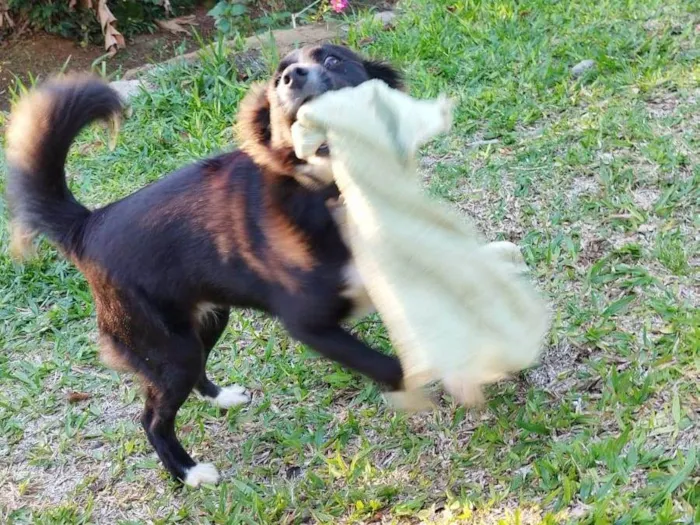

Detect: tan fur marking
[5,92,53,174]
[98,334,132,372]
[264,206,315,272]
[229,188,270,279]
[8,220,37,261]
[193,302,220,326]
[6,73,117,174]
[205,173,236,260]
[79,260,140,344]
[236,82,298,176]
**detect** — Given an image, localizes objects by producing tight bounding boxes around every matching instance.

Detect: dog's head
[238,44,403,184]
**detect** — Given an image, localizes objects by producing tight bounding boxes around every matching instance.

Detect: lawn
[0,0,698,523]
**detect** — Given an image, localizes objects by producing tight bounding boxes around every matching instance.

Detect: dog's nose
[282,65,309,89]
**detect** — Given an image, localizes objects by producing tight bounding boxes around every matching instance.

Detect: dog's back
[5,77,343,310]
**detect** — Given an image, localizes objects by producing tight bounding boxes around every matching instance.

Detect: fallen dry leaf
[96,0,125,55]
[0,13,13,30]
[67,391,91,403]
[156,15,197,35]
[159,0,172,15]
[358,36,376,47]
[0,0,14,30]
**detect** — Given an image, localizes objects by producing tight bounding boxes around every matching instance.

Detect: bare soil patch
[0,5,216,110]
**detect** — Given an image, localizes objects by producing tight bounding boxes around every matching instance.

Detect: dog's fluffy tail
[5,75,123,258]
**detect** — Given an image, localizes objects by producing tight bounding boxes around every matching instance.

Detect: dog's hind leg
[137,332,221,487]
[194,307,251,409]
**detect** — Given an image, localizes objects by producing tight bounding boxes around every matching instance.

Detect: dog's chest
[341,261,375,320]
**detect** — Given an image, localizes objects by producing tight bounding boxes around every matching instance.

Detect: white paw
[383,389,435,413]
[184,462,220,487]
[208,385,251,408]
[483,240,522,261]
[482,241,527,272]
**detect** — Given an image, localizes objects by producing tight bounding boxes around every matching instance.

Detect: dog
[4,44,405,487]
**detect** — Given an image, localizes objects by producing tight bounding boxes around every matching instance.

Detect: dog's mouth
[293,95,316,120]
[293,95,330,157]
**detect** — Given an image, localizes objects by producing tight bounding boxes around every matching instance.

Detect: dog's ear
[237,82,299,174]
[237,83,271,146]
[363,60,404,90]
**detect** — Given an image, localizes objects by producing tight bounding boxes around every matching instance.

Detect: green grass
[1,0,698,523]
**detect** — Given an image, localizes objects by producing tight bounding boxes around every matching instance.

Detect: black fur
[4,46,405,486]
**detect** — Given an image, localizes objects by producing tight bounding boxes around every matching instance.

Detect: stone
[123,22,340,80]
[374,11,397,28]
[109,79,149,103]
[571,59,596,78]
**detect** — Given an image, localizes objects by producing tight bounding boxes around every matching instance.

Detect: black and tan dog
[5,44,404,486]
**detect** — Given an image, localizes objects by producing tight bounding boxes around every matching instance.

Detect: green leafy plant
[7,0,99,42]
[207,0,252,37]
[4,0,194,45]
[206,0,347,38]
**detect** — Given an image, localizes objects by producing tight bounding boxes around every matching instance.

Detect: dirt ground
[0,5,216,110]
[0,1,395,111]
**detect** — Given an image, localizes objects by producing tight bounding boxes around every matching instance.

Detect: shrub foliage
[0,1,194,52]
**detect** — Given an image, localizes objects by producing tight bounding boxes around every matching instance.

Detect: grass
[1,0,698,523]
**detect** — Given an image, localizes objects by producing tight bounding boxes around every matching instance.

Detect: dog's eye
[324,56,340,68]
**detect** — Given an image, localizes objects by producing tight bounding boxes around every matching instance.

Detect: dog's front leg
[285,322,403,390]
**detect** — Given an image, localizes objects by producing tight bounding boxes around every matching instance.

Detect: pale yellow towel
[292,80,550,409]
